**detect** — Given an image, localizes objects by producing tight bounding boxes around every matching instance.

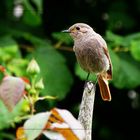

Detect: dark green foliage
[0,100,26,130]
[106,31,140,89]
[0,0,140,139]
[29,40,73,100]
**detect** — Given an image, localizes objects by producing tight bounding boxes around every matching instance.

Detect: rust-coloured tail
[97,75,111,101]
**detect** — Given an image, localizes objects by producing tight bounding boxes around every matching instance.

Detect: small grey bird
[62,23,113,101]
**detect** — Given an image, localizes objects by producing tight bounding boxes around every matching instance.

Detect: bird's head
[62,23,94,40]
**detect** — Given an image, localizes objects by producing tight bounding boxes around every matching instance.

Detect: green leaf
[122,32,140,47]
[28,40,73,100]
[112,54,140,89]
[7,59,29,76]
[106,31,124,47]
[0,36,28,76]
[0,36,21,62]
[125,32,140,41]
[106,31,136,48]
[109,49,121,82]
[0,99,26,130]
[31,0,43,14]
[0,132,14,140]
[130,40,140,61]
[22,0,41,26]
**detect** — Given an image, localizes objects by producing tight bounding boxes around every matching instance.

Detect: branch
[78,81,96,140]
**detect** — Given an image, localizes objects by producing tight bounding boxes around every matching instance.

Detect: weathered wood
[78,81,96,140]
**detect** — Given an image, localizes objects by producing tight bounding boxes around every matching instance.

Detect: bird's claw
[84,81,96,92]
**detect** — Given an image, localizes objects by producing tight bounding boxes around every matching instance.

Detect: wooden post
[78,81,96,140]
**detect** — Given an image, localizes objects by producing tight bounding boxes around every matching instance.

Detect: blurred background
[0,0,140,139]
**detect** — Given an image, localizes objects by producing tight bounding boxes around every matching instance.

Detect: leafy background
[0,0,140,139]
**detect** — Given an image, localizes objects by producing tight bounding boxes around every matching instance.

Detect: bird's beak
[62,29,70,33]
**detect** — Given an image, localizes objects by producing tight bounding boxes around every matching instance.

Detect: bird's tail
[97,75,111,101]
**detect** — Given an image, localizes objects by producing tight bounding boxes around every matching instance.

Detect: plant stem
[78,81,96,140]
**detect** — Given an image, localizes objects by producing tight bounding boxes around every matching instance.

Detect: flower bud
[25,83,31,91]
[30,88,36,95]
[35,78,44,90]
[27,59,40,75]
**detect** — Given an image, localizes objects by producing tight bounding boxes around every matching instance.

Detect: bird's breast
[74,40,109,73]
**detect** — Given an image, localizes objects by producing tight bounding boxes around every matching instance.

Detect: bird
[62,23,113,101]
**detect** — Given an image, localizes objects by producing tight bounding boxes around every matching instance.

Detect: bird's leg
[84,74,98,92]
[84,73,90,89]
[93,76,98,91]
[86,73,90,81]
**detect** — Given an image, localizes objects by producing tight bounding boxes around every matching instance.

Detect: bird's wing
[95,34,113,80]
[103,46,113,80]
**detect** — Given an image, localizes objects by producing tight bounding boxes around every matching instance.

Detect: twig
[78,81,96,140]
[56,46,73,52]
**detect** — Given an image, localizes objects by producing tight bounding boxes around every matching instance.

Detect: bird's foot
[84,81,96,92]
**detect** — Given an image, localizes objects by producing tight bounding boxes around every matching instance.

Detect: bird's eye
[76,27,80,30]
